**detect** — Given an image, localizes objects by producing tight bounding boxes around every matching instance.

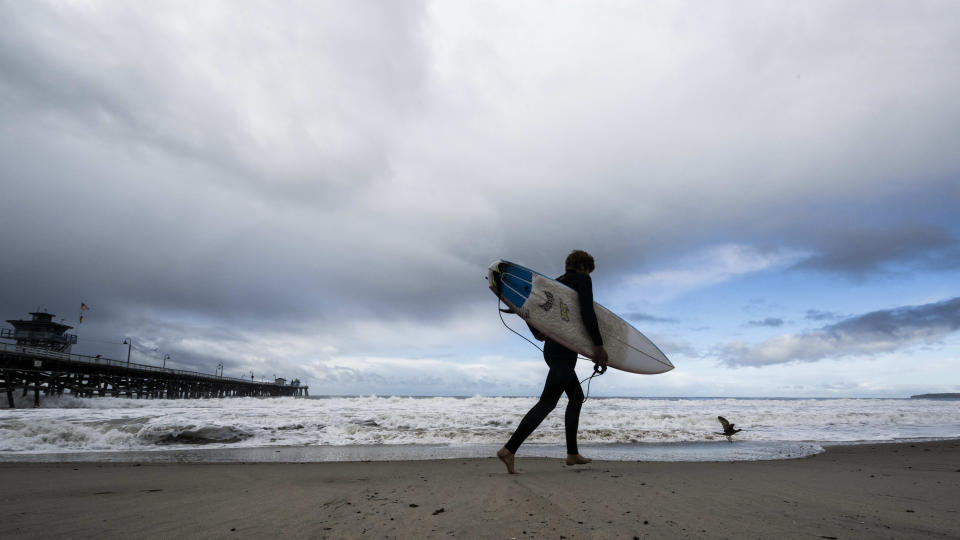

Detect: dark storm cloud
[790,224,960,277]
[829,297,960,337]
[721,296,960,367]
[0,2,427,200]
[805,309,842,322]
[748,318,785,328]
[625,312,678,324]
[0,1,442,326]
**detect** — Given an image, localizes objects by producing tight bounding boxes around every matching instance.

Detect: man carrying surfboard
[497,250,608,474]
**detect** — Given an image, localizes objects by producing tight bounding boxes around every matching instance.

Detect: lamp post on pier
[123,338,132,368]
[162,354,170,369]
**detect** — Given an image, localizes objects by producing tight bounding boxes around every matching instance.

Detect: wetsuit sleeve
[573,274,604,346]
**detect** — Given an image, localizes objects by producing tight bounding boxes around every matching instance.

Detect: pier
[1,342,308,407]
[1,311,307,407]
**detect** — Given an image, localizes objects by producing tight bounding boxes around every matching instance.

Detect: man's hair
[565,250,595,273]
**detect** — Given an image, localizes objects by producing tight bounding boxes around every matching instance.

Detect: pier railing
[0,341,274,386]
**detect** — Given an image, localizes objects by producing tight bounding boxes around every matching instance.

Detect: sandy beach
[1,440,957,539]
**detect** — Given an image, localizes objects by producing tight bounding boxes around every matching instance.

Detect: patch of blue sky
[611,261,955,359]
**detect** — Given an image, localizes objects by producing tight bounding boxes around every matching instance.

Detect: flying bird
[716,416,742,442]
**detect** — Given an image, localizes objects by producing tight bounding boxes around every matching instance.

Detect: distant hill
[910,393,960,400]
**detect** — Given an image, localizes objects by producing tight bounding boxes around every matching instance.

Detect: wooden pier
[0,342,308,408]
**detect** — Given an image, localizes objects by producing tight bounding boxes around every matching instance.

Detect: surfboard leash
[496,297,604,403]
[580,369,602,403]
[497,297,543,353]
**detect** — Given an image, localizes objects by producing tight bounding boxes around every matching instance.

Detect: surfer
[497,250,609,474]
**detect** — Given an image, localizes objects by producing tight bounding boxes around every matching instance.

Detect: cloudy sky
[2,1,958,397]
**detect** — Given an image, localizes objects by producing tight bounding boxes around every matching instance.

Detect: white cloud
[622,244,803,302]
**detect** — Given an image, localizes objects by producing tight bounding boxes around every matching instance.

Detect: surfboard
[487,259,674,375]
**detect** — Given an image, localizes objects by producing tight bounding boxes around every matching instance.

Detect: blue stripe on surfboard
[500,261,534,283]
[498,262,533,309]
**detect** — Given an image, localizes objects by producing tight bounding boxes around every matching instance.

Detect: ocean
[1,395,958,463]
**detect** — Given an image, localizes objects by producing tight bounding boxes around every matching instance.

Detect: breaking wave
[1,396,958,456]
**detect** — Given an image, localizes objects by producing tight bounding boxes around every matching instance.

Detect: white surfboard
[487,259,674,375]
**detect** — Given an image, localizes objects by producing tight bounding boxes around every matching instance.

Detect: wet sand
[1,440,957,539]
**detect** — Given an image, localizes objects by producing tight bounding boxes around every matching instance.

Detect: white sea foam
[1,396,958,459]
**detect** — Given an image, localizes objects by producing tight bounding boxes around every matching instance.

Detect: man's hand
[592,345,609,374]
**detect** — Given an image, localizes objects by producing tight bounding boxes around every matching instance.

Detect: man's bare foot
[565,454,592,466]
[497,447,517,474]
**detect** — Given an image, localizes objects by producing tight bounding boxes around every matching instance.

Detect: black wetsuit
[504,271,604,455]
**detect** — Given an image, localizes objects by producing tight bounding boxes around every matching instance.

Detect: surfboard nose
[486,260,502,295]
